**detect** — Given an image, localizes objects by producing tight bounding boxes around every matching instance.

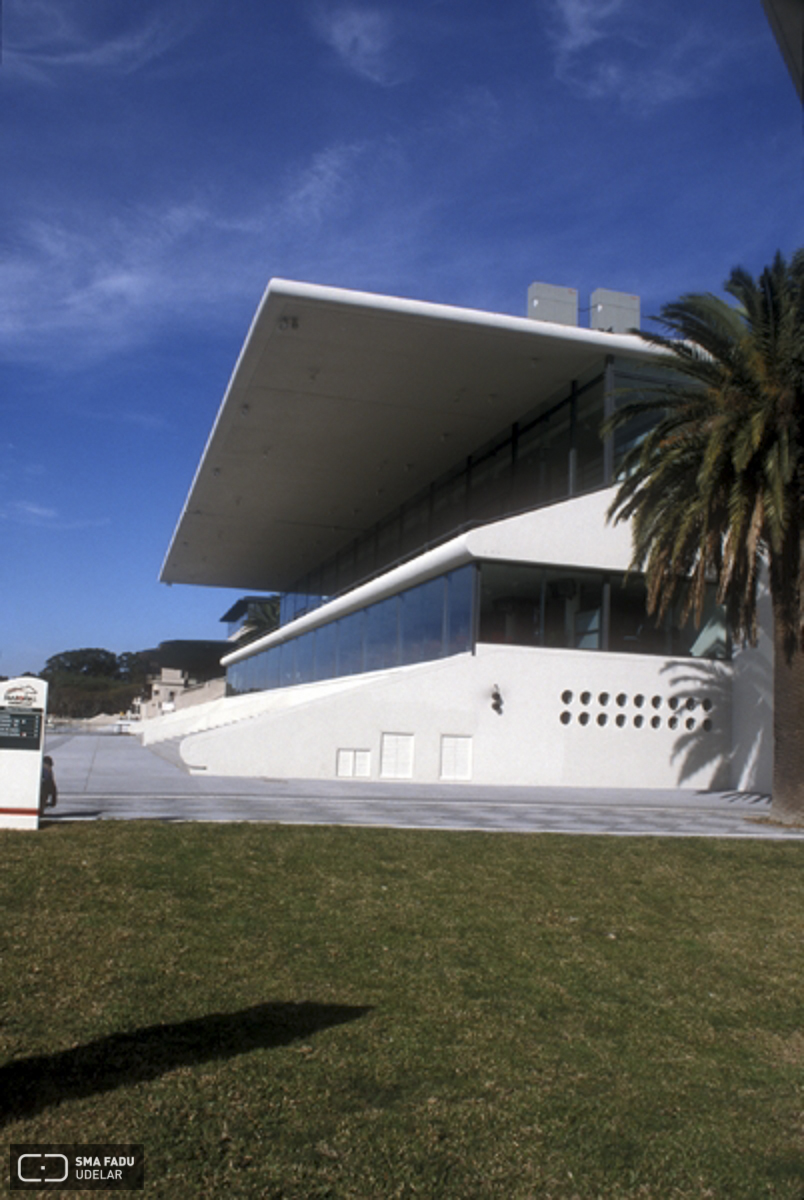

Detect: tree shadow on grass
[0,1001,371,1126]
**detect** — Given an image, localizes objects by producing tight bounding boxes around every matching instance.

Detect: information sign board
[0,678,49,830]
[0,708,43,752]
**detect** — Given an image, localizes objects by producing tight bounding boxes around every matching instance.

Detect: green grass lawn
[1,822,802,1198]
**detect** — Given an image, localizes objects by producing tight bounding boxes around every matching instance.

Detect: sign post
[0,677,48,830]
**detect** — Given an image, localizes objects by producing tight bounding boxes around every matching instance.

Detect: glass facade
[227,565,476,696]
[611,359,677,474]
[228,558,729,696]
[478,561,729,659]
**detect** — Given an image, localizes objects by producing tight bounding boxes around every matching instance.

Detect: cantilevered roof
[762,0,803,100]
[161,279,656,592]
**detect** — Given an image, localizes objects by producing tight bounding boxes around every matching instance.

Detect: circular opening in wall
[686,717,696,731]
[634,694,645,708]
[669,716,679,730]
[579,711,590,726]
[703,719,712,732]
[598,692,610,706]
[561,689,573,705]
[702,698,713,712]
[616,713,626,727]
[651,695,662,709]
[580,691,592,705]
[651,715,661,729]
[616,693,628,707]
[634,714,644,728]
[669,696,680,711]
[597,713,608,726]
[686,697,697,710]
[560,711,571,725]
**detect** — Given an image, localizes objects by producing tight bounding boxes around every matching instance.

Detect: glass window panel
[314,622,338,681]
[611,361,672,475]
[353,530,376,584]
[430,468,466,541]
[295,632,314,684]
[514,403,571,508]
[376,513,400,558]
[573,577,603,650]
[575,379,605,493]
[320,556,339,597]
[399,494,430,557]
[279,592,316,625]
[468,434,513,522]
[542,570,602,649]
[266,648,282,686]
[278,639,295,687]
[364,596,400,672]
[338,610,365,676]
[608,574,730,659]
[335,544,356,595]
[400,576,446,665]
[479,562,543,646]
[446,565,475,654]
[540,406,572,503]
[227,662,245,695]
[608,575,668,656]
[671,587,730,660]
[242,654,255,693]
[511,419,545,509]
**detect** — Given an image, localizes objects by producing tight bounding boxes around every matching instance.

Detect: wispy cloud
[0,141,383,364]
[308,3,405,85]
[546,0,741,108]
[549,0,626,56]
[3,0,202,83]
[0,500,110,530]
[282,143,367,226]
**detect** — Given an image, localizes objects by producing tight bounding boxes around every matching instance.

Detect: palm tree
[605,250,804,822]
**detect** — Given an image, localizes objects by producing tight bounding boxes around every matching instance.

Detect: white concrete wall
[175,645,743,790]
[465,487,634,572]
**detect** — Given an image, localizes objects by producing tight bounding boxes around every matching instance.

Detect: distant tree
[116,651,153,684]
[41,647,152,718]
[42,648,121,680]
[606,250,804,823]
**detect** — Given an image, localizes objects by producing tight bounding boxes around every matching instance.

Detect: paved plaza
[32,726,804,840]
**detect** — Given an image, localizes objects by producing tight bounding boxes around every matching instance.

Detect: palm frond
[607,250,804,660]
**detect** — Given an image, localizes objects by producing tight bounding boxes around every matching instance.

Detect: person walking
[40,755,58,813]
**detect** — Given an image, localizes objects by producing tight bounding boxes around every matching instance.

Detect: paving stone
[38,728,804,840]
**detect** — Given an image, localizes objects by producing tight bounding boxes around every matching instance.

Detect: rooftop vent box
[590,288,640,334]
[527,282,578,326]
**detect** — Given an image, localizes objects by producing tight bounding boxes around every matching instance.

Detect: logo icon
[17,1156,68,1184]
[10,1143,145,1191]
[4,684,38,708]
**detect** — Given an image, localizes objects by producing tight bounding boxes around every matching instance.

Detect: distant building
[150,280,772,791]
[220,596,280,647]
[136,641,227,719]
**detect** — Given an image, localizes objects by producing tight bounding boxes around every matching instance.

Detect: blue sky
[1,0,801,678]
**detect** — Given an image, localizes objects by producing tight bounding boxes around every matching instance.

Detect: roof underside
[161,280,655,592]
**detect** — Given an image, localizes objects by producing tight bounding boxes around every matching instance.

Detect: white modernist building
[152,279,773,791]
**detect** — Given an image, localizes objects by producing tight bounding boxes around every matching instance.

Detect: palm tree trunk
[770,626,804,824]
